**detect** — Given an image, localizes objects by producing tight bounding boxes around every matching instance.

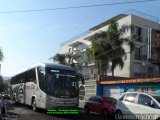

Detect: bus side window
[16,75,21,84]
[11,77,15,85]
[14,76,17,84]
[20,73,25,83]
[27,68,36,83]
[37,67,46,91]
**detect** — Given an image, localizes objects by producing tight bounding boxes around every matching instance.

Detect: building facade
[58,13,160,79]
[57,12,160,106]
[96,77,160,99]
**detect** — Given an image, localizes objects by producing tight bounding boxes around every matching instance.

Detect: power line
[0,0,159,14]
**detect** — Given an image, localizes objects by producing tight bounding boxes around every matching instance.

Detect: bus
[10,63,84,111]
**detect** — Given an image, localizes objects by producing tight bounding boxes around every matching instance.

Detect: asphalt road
[0,100,112,120]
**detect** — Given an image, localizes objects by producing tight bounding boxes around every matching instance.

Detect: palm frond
[119,25,131,36]
[0,49,4,62]
[53,53,67,65]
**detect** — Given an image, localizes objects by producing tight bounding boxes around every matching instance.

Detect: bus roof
[30,63,75,71]
[11,63,75,77]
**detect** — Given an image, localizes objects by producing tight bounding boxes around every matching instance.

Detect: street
[0,100,111,120]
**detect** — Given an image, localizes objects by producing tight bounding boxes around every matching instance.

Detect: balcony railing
[135,54,142,60]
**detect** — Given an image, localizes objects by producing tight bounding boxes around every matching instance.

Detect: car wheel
[32,98,38,112]
[102,109,109,118]
[115,110,123,120]
[84,106,89,114]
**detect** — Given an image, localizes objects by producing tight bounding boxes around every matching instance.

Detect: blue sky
[0,0,159,76]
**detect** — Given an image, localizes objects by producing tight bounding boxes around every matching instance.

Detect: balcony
[132,35,142,42]
[135,54,142,61]
[67,50,82,60]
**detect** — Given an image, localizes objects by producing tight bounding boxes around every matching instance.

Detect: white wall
[58,14,160,78]
[131,15,160,77]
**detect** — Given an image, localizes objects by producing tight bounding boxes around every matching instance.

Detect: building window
[148,67,153,77]
[132,26,142,42]
[134,72,142,78]
[91,68,93,74]
[135,48,142,60]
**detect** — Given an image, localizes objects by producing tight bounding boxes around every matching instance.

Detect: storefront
[96,78,160,99]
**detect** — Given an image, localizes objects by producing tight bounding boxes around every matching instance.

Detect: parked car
[84,96,117,118]
[115,92,160,120]
[1,92,10,100]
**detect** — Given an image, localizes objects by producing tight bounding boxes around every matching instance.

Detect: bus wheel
[32,98,37,112]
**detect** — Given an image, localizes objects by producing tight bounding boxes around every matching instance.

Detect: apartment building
[58,12,160,78]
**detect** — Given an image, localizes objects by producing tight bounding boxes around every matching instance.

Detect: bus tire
[32,98,38,112]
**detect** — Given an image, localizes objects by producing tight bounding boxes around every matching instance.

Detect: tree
[0,48,4,62]
[86,33,111,74]
[0,48,4,92]
[53,53,67,65]
[0,76,8,92]
[87,19,134,76]
[53,53,81,70]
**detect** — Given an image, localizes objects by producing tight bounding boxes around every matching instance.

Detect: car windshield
[103,97,117,104]
[152,96,160,104]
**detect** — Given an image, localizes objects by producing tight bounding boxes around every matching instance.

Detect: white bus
[10,63,84,111]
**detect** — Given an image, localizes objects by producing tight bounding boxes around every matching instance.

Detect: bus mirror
[76,74,84,85]
[82,78,84,85]
[56,74,59,79]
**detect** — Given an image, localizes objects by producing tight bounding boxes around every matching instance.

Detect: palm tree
[87,19,134,76]
[0,48,4,62]
[53,53,67,65]
[108,20,134,76]
[0,48,4,92]
[86,32,112,74]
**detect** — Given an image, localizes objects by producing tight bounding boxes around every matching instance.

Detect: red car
[84,96,117,118]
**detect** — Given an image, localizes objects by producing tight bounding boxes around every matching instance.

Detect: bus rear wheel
[32,98,38,112]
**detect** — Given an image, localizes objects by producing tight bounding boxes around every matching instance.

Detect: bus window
[20,73,26,83]
[46,72,56,91]
[11,77,15,85]
[37,67,46,91]
[27,68,36,83]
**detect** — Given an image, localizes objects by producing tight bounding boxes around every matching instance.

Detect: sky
[0,0,160,77]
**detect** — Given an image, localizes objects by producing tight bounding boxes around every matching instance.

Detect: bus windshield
[45,67,79,98]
